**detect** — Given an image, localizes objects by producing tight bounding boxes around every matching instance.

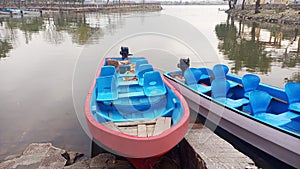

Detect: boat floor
[102,117,172,137]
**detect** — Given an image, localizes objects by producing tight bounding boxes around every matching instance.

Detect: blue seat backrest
[100,66,116,77]
[96,75,118,101]
[213,64,229,79]
[184,68,202,85]
[135,59,148,74]
[137,64,154,78]
[199,67,213,77]
[242,74,260,93]
[285,82,300,104]
[143,71,166,96]
[249,91,272,115]
[211,79,230,98]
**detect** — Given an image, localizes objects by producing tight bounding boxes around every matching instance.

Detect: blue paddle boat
[164,59,300,168]
[85,48,190,169]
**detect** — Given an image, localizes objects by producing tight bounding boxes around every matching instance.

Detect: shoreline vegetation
[0,2,162,13]
[226,4,300,26]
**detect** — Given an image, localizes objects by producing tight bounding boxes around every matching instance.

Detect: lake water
[0,5,299,166]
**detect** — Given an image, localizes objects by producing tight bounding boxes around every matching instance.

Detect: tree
[255,0,261,14]
[241,0,246,10]
[233,0,237,8]
[228,0,237,9]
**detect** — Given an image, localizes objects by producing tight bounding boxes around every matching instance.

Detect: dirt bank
[227,5,300,25]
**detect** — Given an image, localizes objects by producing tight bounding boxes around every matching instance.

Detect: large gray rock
[0,143,134,169]
[0,143,67,169]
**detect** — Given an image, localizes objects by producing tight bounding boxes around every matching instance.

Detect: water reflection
[0,19,13,59]
[0,12,127,48]
[215,15,300,82]
[0,12,129,161]
[0,12,131,64]
[215,17,272,74]
[0,40,12,59]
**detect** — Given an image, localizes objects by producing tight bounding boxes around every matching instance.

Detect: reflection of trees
[0,40,13,59]
[286,72,300,83]
[241,20,300,68]
[215,18,272,74]
[282,55,300,68]
[2,12,125,46]
[43,17,64,44]
[0,11,126,61]
[5,17,44,44]
[43,13,107,45]
[66,14,102,45]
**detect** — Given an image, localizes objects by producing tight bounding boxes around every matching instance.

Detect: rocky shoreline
[0,143,134,169]
[0,142,184,169]
[0,3,162,14]
[227,5,300,26]
[0,124,258,169]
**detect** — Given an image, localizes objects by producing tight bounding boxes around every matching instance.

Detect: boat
[0,8,41,16]
[0,8,20,15]
[163,58,300,168]
[85,47,190,169]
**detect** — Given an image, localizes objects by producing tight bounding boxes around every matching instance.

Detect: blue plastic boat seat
[285,82,300,112]
[250,92,292,126]
[249,91,272,115]
[135,59,148,75]
[254,113,291,127]
[184,68,211,93]
[242,74,260,98]
[96,76,118,101]
[212,64,237,89]
[212,79,248,108]
[213,64,229,79]
[118,91,145,98]
[137,64,154,86]
[184,68,202,85]
[100,66,116,77]
[211,79,230,98]
[189,84,211,93]
[143,71,166,97]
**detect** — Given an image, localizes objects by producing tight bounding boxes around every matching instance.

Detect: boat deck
[102,117,172,137]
